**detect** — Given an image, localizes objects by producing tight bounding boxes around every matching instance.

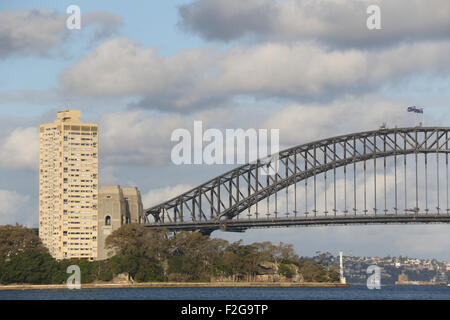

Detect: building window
[105,216,111,226]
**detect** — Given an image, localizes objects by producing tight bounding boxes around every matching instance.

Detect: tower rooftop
[56,110,81,123]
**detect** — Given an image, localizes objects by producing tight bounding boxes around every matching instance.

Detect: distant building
[398,273,409,282]
[97,185,144,260]
[39,110,99,260]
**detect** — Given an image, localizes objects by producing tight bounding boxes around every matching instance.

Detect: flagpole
[407,106,424,127]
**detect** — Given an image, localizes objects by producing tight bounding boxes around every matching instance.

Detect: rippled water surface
[0,285,449,300]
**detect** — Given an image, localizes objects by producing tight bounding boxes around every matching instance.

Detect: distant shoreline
[0,282,350,291]
[395,281,447,286]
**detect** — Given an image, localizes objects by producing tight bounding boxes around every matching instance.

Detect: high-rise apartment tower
[39,110,99,260]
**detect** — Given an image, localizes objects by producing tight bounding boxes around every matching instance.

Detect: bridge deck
[144,213,450,234]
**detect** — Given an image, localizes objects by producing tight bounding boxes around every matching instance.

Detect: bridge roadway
[144,213,450,234]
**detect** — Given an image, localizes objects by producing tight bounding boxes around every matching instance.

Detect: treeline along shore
[0,225,340,288]
[0,282,349,291]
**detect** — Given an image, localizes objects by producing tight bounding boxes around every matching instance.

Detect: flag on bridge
[407,106,424,114]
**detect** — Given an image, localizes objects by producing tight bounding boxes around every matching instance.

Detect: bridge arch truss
[145,127,450,232]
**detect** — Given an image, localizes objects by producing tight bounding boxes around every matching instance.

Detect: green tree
[278,263,294,279]
[105,224,170,262]
[298,259,332,282]
[97,260,114,282]
[134,257,165,282]
[0,250,61,285]
[0,225,61,285]
[59,259,100,284]
[0,225,47,260]
[109,254,140,279]
[168,255,202,280]
[223,241,259,280]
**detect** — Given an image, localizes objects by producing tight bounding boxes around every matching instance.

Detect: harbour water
[0,285,449,300]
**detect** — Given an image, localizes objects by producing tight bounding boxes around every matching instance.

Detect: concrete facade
[39,110,99,260]
[122,187,144,224]
[97,185,144,260]
[97,186,126,260]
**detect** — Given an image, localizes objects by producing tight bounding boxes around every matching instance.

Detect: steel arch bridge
[144,127,450,234]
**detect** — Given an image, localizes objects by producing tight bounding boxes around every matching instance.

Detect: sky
[1,0,450,260]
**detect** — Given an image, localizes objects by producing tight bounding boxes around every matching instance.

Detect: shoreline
[395,281,447,286]
[0,282,350,291]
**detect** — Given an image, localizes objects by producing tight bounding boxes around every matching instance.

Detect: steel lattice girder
[144,127,450,225]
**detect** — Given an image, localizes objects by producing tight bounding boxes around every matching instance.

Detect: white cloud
[264,96,420,147]
[0,189,31,225]
[0,127,39,170]
[0,9,67,57]
[92,92,442,168]
[100,166,121,186]
[0,95,433,171]
[60,38,450,111]
[179,0,450,47]
[0,189,29,215]
[99,108,248,166]
[0,8,123,58]
[99,111,190,166]
[142,184,194,209]
[60,38,215,110]
[83,11,124,44]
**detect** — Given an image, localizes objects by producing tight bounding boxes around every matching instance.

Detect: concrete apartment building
[39,110,145,261]
[39,110,99,260]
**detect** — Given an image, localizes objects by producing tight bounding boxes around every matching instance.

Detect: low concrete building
[97,185,144,260]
